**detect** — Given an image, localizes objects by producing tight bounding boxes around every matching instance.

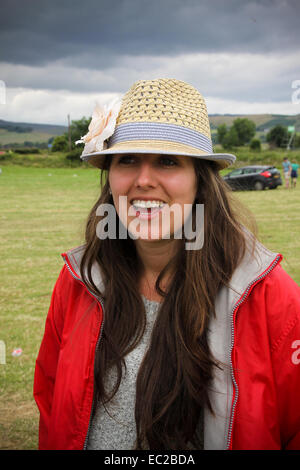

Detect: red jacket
[33,243,300,450]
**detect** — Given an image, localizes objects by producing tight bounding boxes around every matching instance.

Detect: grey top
[87,296,160,450]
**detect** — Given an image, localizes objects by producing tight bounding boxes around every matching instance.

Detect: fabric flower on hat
[76,97,122,155]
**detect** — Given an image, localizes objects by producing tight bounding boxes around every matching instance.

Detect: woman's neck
[135,239,180,301]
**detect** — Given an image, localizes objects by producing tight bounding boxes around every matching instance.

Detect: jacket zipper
[83,317,104,450]
[226,254,282,450]
[61,255,105,450]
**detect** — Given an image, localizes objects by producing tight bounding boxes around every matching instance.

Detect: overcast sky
[0,0,299,125]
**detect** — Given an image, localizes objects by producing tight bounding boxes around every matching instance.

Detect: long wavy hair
[80,156,256,449]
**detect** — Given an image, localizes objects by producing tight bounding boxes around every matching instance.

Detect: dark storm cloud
[1,0,299,68]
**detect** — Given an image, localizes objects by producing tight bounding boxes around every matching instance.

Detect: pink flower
[12,348,22,357]
[76,97,122,155]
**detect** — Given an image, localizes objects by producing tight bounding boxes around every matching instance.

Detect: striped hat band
[108,122,213,154]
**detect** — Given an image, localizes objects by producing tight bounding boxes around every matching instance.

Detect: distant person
[291,160,299,188]
[282,156,292,189]
[34,78,300,450]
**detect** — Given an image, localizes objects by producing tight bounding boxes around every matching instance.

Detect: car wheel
[254,181,264,191]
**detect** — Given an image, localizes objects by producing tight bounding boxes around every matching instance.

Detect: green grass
[0,165,299,449]
[0,166,100,449]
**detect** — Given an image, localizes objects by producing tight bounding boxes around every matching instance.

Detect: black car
[223,165,282,191]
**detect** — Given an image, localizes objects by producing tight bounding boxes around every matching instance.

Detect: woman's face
[108,153,197,242]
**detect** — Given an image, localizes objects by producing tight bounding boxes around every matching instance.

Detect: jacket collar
[62,234,281,302]
[61,244,105,296]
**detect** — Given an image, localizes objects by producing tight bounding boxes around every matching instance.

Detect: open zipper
[82,318,104,450]
[225,254,282,449]
[61,254,105,450]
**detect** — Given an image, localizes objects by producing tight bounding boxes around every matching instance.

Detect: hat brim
[81,147,236,170]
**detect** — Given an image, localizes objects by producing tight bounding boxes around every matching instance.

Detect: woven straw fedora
[80,78,236,169]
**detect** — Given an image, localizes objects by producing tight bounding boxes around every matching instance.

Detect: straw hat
[79,78,236,169]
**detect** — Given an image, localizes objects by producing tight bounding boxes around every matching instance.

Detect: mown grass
[0,165,299,449]
[0,166,100,449]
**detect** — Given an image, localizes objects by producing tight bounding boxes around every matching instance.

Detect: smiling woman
[108,153,197,244]
[33,78,300,451]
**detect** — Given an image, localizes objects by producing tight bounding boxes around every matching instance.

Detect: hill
[208,113,300,131]
[0,119,67,147]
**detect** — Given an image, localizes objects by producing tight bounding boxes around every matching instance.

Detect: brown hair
[80,157,255,449]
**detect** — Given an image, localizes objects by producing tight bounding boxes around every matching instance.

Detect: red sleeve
[33,265,67,450]
[266,265,300,449]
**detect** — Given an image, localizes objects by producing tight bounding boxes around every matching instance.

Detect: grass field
[0,165,299,450]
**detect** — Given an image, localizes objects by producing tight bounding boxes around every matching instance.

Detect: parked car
[223,165,282,191]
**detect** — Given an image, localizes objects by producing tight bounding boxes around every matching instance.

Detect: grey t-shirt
[86,296,204,450]
[87,296,160,450]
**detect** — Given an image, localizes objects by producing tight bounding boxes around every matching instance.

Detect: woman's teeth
[132,200,165,209]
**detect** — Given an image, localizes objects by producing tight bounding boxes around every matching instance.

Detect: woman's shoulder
[61,244,86,280]
[261,263,300,325]
[231,232,300,342]
[244,261,300,356]
[261,262,300,313]
[241,232,300,319]
[229,230,282,297]
[48,245,103,333]
[50,245,89,313]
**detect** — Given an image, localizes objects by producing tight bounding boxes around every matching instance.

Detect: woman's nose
[134,162,157,188]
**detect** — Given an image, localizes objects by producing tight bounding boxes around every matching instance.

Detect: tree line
[217,118,300,151]
[50,116,300,158]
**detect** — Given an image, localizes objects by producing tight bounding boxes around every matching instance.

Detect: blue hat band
[108,122,213,154]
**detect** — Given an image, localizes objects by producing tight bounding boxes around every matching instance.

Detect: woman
[34,79,300,450]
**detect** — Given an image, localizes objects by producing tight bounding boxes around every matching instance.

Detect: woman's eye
[118,155,136,165]
[160,157,177,167]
